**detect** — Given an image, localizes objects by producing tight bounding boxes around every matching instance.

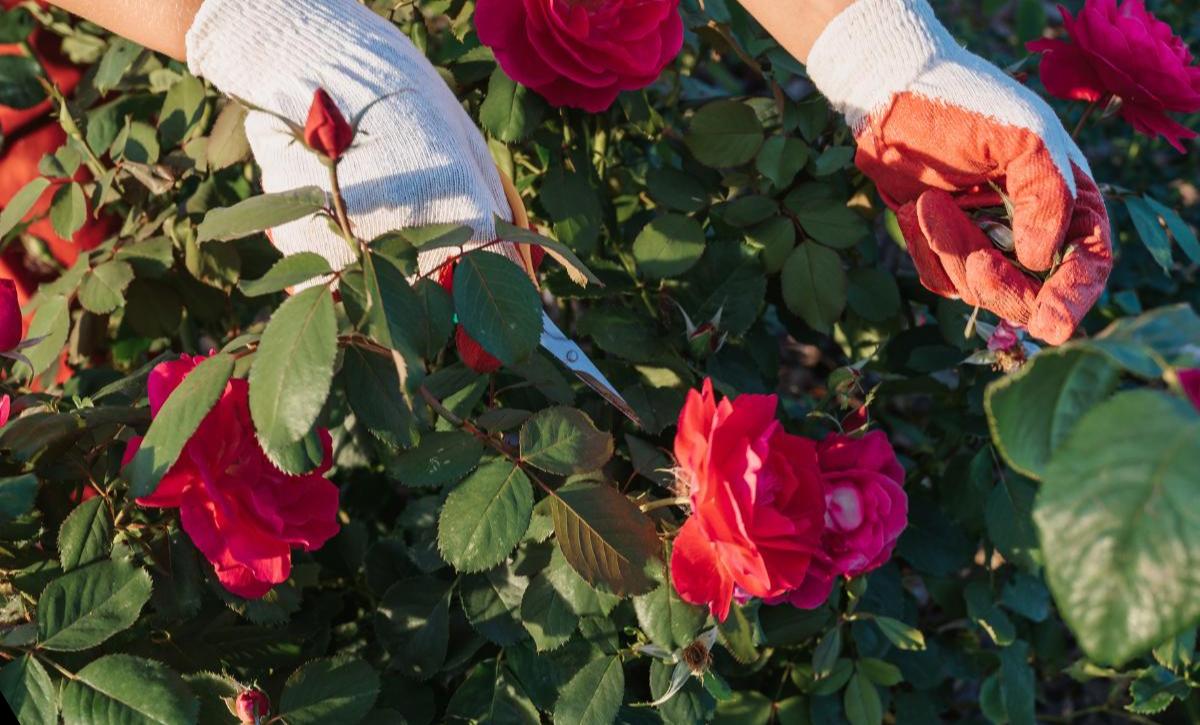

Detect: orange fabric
[857,92,1112,345]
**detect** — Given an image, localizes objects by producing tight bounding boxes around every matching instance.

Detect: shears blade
[539,311,641,427]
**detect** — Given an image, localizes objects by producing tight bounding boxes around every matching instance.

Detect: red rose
[235,689,270,724]
[779,431,908,609]
[1027,0,1200,151]
[0,279,21,352]
[475,0,684,112]
[304,89,354,161]
[1180,369,1200,411]
[669,379,826,621]
[124,354,340,598]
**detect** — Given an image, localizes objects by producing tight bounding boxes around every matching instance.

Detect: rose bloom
[475,0,684,112]
[1027,0,1200,151]
[304,88,354,161]
[669,379,826,621]
[1180,369,1200,411]
[0,278,21,352]
[778,431,908,609]
[124,354,340,598]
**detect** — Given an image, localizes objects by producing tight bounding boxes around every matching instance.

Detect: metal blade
[539,312,641,427]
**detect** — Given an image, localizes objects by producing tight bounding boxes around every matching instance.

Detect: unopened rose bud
[235,689,270,724]
[304,89,354,162]
[687,322,725,360]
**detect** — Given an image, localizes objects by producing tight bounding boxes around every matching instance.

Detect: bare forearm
[738,0,857,63]
[46,0,203,61]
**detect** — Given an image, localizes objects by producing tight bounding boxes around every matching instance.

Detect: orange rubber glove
[806,0,1113,345]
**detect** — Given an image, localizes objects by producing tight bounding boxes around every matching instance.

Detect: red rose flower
[669,379,826,621]
[235,689,270,724]
[779,430,908,609]
[0,279,21,352]
[1180,369,1200,411]
[304,89,354,161]
[475,0,684,113]
[1027,0,1200,151]
[124,354,340,599]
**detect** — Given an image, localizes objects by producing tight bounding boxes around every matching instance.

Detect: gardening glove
[806,0,1113,345]
[184,0,523,278]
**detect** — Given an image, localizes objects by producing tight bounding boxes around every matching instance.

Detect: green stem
[327,162,358,254]
[1071,99,1101,140]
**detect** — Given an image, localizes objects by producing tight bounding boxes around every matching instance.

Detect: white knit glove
[805,0,1112,345]
[185,0,517,276]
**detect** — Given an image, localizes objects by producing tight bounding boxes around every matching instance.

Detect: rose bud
[235,689,270,723]
[304,89,354,162]
[674,302,726,360]
[0,279,22,352]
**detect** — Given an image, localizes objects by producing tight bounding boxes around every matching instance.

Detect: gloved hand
[185,0,521,278]
[806,0,1112,345]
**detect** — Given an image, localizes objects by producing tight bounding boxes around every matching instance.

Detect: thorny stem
[327,162,358,253]
[1071,98,1102,140]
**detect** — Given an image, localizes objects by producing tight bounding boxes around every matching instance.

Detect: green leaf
[376,577,452,680]
[0,177,51,238]
[538,167,604,255]
[985,348,1119,480]
[249,285,338,457]
[844,670,883,725]
[391,430,483,488]
[342,345,419,450]
[812,628,842,679]
[1035,390,1200,665]
[197,187,327,243]
[158,74,207,149]
[685,100,764,168]
[999,641,1036,725]
[38,560,153,651]
[633,580,707,650]
[22,293,70,379]
[870,615,926,651]
[781,243,846,334]
[238,253,332,297]
[519,569,578,652]
[278,657,380,725]
[756,135,809,188]
[633,214,707,279]
[747,217,796,274]
[549,480,661,596]
[965,581,1016,646]
[61,654,197,725]
[985,476,1042,574]
[0,8,35,44]
[206,102,251,171]
[858,658,903,687]
[552,657,624,725]
[79,260,135,315]
[787,197,869,249]
[113,121,161,165]
[1143,196,1200,265]
[94,38,143,92]
[49,182,88,241]
[58,496,114,572]
[519,407,613,475]
[647,167,709,213]
[125,353,234,498]
[0,474,38,522]
[493,219,602,288]
[0,655,57,725]
[1126,196,1173,274]
[847,268,901,322]
[545,546,621,617]
[0,55,45,110]
[452,251,541,366]
[413,278,455,359]
[461,562,530,646]
[437,459,534,573]
[480,67,546,143]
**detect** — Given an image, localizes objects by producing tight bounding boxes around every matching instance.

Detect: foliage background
[0,0,1199,723]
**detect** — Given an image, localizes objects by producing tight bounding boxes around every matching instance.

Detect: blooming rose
[1027,0,1200,151]
[124,354,340,598]
[780,431,908,609]
[475,0,684,112]
[0,279,21,352]
[1180,369,1200,410]
[669,379,826,621]
[304,89,354,161]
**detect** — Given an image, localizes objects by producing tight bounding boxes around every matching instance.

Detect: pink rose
[669,379,826,621]
[0,278,21,352]
[475,0,684,112]
[781,430,908,609]
[1027,0,1200,151]
[235,689,270,723]
[1180,369,1200,411]
[124,354,340,599]
[987,321,1022,353]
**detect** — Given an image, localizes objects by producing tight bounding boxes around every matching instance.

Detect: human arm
[44,0,201,61]
[736,0,855,64]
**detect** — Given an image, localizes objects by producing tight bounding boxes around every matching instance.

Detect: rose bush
[0,0,1199,723]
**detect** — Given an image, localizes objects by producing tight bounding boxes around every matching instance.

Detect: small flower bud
[304,89,354,161]
[235,689,270,724]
